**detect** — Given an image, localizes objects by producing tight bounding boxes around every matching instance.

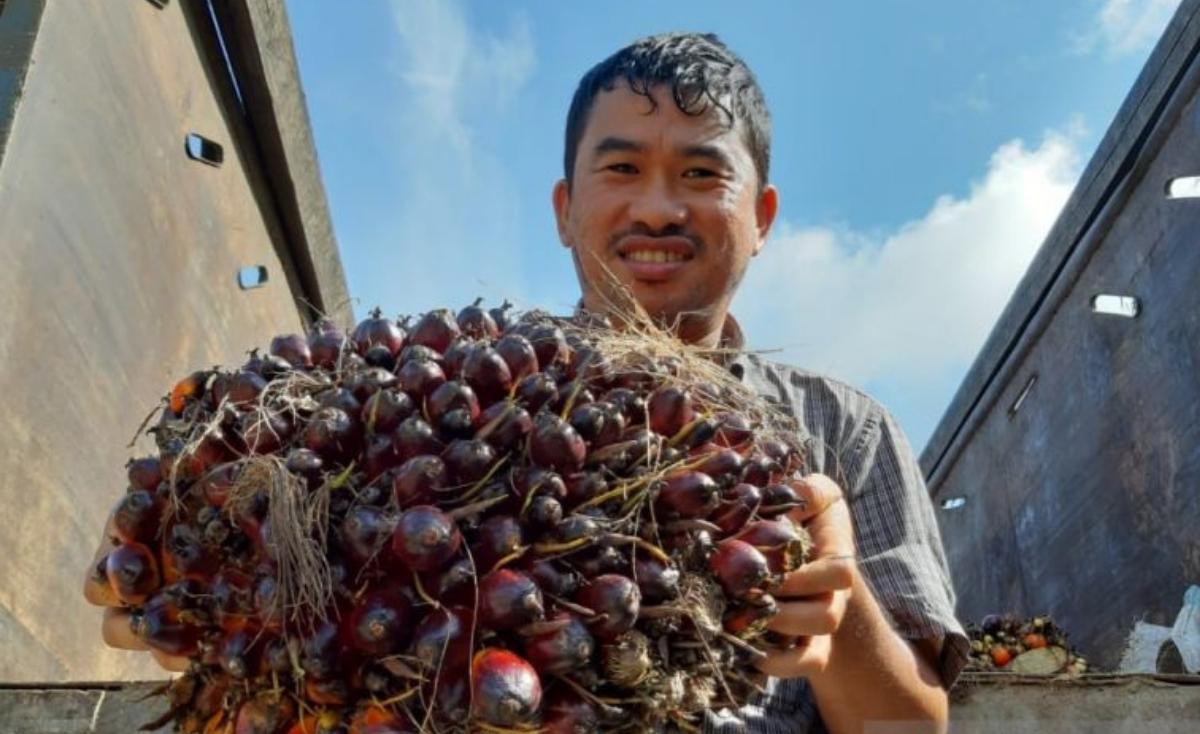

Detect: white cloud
[733,126,1085,403]
[349,1,536,318]
[1072,0,1181,56]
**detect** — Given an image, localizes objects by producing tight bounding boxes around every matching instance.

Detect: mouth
[615,236,697,282]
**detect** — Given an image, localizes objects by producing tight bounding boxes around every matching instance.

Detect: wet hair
[564,32,771,191]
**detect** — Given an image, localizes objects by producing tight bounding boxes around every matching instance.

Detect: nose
[627,174,687,233]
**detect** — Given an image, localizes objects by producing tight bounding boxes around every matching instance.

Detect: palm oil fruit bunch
[91,303,813,733]
[964,614,1087,676]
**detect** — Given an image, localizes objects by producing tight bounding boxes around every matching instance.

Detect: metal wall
[926,3,1200,669]
[0,0,311,681]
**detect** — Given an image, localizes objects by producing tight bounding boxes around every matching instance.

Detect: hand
[757,473,857,678]
[82,513,189,673]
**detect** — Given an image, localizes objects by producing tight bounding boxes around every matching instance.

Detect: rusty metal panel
[931,28,1200,669]
[0,0,310,681]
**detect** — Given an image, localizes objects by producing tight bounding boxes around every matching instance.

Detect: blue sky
[286,0,1180,451]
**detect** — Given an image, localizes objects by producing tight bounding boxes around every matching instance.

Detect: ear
[552,178,572,248]
[753,184,779,256]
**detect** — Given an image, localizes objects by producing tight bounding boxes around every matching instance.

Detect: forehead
[581,82,747,157]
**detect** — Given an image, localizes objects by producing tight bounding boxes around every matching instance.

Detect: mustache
[608,223,705,251]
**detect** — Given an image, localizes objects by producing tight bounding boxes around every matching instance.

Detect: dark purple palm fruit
[522,557,580,598]
[528,323,570,369]
[530,412,586,473]
[516,372,559,412]
[576,574,640,642]
[523,612,595,674]
[691,443,746,482]
[543,688,601,734]
[741,454,784,488]
[479,568,544,630]
[411,605,474,671]
[654,470,721,520]
[563,471,606,509]
[723,593,779,639]
[526,494,564,530]
[217,625,263,679]
[568,402,615,446]
[269,333,312,369]
[472,514,525,572]
[461,344,514,405]
[392,455,447,507]
[198,462,241,508]
[441,338,473,381]
[352,307,406,358]
[495,332,539,381]
[647,386,694,438]
[427,381,481,437]
[476,401,533,453]
[761,437,805,475]
[132,593,201,657]
[711,482,763,535]
[633,556,681,603]
[341,589,413,655]
[709,539,773,599]
[391,505,462,572]
[490,300,514,333]
[237,410,292,455]
[442,438,497,485]
[471,648,543,727]
[392,415,444,462]
[605,387,647,425]
[344,365,398,403]
[396,356,446,400]
[435,557,478,607]
[340,505,392,567]
[738,518,809,573]
[457,297,500,339]
[106,542,160,604]
[111,490,161,544]
[284,448,323,488]
[303,407,362,463]
[300,619,345,680]
[409,308,461,353]
[760,482,802,517]
[714,412,755,449]
[316,387,363,422]
[361,388,415,435]
[308,318,346,369]
[126,456,163,492]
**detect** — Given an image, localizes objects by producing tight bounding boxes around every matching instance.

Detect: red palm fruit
[303,407,362,463]
[238,410,292,455]
[523,612,595,674]
[479,568,544,630]
[342,590,413,655]
[528,324,569,368]
[633,556,681,603]
[270,333,312,368]
[714,412,755,449]
[235,693,296,734]
[427,381,480,426]
[197,462,241,508]
[341,505,392,566]
[344,366,398,403]
[442,438,496,485]
[111,489,161,544]
[711,483,762,535]
[316,386,362,417]
[133,594,201,656]
[495,333,538,380]
[352,308,406,357]
[168,370,209,415]
[392,505,462,572]
[476,401,533,452]
[563,472,606,508]
[522,557,580,598]
[287,711,343,734]
[740,454,783,487]
[760,437,803,473]
[362,433,401,480]
[654,471,720,520]
[390,455,445,507]
[398,343,445,368]
[347,706,416,734]
[309,329,346,371]
[126,456,163,491]
[737,518,808,573]
[211,569,253,630]
[691,443,746,480]
[300,619,345,680]
[472,515,524,571]
[709,539,772,599]
[760,483,801,516]
[549,385,595,416]
[391,416,444,461]
[543,689,600,734]
[409,308,460,353]
[396,358,446,400]
[411,605,474,670]
[576,574,640,642]
[361,389,415,435]
[530,412,586,473]
[106,542,159,604]
[441,338,472,380]
[221,370,269,408]
[470,648,543,727]
[457,297,500,339]
[723,593,779,638]
[165,523,218,581]
[647,386,694,438]
[516,372,558,412]
[462,345,513,404]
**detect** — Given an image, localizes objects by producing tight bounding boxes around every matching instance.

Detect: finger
[766,593,847,636]
[775,555,856,598]
[755,634,830,679]
[102,608,149,651]
[150,648,190,673]
[84,513,119,607]
[787,474,844,523]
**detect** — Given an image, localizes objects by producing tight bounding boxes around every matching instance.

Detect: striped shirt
[704,350,970,733]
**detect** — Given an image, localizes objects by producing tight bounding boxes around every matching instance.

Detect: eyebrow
[591,137,734,169]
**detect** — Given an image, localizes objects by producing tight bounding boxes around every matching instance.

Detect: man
[89,30,967,734]
[552,33,968,733]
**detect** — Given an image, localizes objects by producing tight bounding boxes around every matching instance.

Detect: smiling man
[553,33,968,733]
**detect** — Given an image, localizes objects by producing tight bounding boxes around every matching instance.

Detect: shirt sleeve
[839,402,970,690]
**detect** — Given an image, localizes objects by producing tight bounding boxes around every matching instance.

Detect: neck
[578,294,730,349]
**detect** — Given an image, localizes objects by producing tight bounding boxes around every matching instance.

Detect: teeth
[626,250,686,264]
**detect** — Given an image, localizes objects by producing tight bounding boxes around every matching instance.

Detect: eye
[606,163,638,174]
[683,167,718,179]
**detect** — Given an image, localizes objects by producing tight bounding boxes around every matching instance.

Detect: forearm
[806,569,948,734]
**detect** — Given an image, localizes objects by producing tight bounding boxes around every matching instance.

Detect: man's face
[553,82,777,339]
